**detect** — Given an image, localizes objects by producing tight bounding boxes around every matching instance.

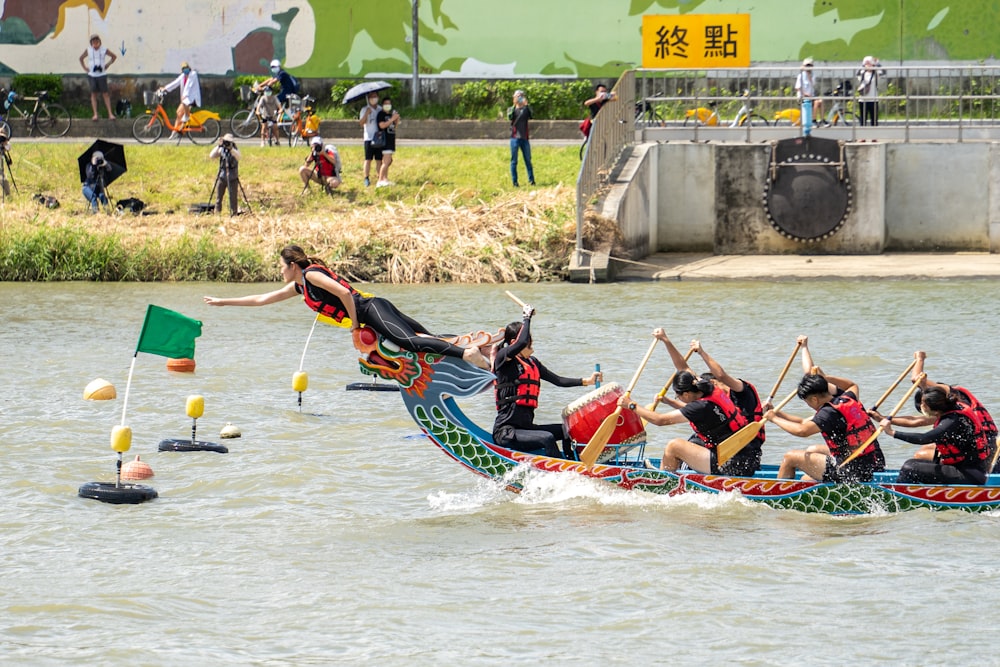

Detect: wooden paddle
[580,338,659,467]
[716,389,798,466]
[839,373,925,468]
[504,290,528,309]
[765,340,803,405]
[870,358,918,412]
[646,349,695,416]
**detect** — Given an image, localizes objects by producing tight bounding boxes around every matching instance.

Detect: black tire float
[78,481,158,504]
[158,438,229,453]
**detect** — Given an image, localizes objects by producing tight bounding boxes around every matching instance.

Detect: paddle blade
[715,421,765,466]
[580,407,622,467]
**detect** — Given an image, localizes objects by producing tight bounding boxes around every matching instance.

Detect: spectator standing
[795,58,827,135]
[856,56,886,126]
[79,34,117,120]
[359,92,382,187]
[375,96,400,188]
[507,90,535,187]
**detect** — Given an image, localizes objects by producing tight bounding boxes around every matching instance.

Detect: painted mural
[0,0,996,78]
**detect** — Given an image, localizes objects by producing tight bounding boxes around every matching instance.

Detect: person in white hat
[79,34,117,120]
[795,57,827,131]
[856,55,886,126]
[299,136,342,193]
[209,133,241,215]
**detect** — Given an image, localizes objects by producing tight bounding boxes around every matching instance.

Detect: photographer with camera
[209,133,241,215]
[79,34,117,120]
[299,136,342,194]
[506,90,534,187]
[82,150,112,213]
[581,83,615,138]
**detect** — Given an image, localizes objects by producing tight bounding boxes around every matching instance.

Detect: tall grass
[0,143,582,282]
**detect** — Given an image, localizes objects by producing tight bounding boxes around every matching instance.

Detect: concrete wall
[600,140,999,256]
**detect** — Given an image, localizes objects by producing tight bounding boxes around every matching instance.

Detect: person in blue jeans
[82,150,112,212]
[507,90,535,187]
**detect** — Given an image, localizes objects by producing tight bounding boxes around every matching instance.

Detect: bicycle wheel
[132,115,163,143]
[0,119,10,139]
[836,111,857,127]
[231,110,259,138]
[747,114,770,127]
[35,103,71,137]
[187,117,221,145]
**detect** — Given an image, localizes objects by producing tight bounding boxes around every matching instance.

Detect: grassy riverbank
[0,143,588,282]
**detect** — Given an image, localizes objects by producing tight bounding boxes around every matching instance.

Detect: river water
[2,279,998,666]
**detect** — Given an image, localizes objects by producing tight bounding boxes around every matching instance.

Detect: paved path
[615,253,1000,281]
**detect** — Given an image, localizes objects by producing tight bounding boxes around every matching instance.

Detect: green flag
[135,305,203,359]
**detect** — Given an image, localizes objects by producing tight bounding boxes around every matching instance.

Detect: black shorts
[88,76,109,94]
[824,454,876,483]
[364,140,383,161]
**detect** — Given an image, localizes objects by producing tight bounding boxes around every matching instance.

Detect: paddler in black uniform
[204,245,490,369]
[492,304,602,459]
[881,386,989,485]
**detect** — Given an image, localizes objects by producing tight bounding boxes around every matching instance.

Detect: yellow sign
[642,14,750,69]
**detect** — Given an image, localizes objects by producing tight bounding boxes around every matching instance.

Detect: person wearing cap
[299,136,342,192]
[506,89,535,187]
[260,59,299,106]
[79,34,117,120]
[209,134,241,215]
[159,61,202,139]
[82,150,113,213]
[856,55,886,126]
[794,58,827,133]
[254,85,282,147]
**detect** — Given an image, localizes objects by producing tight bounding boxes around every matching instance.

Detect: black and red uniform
[950,385,998,471]
[295,264,467,360]
[894,406,989,485]
[679,386,754,476]
[811,390,882,482]
[492,317,582,459]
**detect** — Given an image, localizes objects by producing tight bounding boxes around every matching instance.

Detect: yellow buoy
[83,378,117,401]
[111,425,132,453]
[292,371,309,393]
[121,455,154,480]
[186,395,205,419]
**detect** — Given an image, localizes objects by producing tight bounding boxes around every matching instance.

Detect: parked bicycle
[132,90,221,144]
[230,84,265,139]
[684,90,769,127]
[0,88,72,138]
[774,80,856,127]
[635,92,665,127]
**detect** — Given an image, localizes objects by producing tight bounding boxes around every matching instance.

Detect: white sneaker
[375,180,392,188]
[168,131,180,139]
[260,138,266,147]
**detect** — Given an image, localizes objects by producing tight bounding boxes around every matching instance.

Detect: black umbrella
[77,140,127,186]
[342,80,392,105]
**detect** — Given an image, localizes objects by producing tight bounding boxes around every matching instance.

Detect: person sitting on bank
[299,136,341,192]
[766,368,883,483]
[204,245,491,369]
[882,386,990,485]
[492,307,602,460]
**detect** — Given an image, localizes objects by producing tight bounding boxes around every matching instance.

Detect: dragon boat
[355,331,1000,516]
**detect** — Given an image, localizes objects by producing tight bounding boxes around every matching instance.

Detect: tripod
[208,147,251,215]
[85,168,112,213]
[0,145,15,202]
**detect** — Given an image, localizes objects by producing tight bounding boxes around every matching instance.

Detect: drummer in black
[492,304,602,459]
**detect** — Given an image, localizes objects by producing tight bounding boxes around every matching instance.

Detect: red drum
[562,382,646,462]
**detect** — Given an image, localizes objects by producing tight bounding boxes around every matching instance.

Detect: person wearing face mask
[359,92,382,187]
[492,306,602,460]
[254,85,281,147]
[260,59,300,107]
[374,96,400,188]
[506,89,535,187]
[158,61,201,139]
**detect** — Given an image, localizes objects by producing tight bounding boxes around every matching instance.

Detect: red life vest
[934,407,990,466]
[821,394,878,461]
[495,356,541,409]
[951,386,998,441]
[689,386,749,449]
[733,381,765,444]
[296,264,358,323]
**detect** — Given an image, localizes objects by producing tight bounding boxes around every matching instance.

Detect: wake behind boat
[354,332,1000,516]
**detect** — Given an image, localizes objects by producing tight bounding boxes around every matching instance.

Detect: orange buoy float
[121,455,154,481]
[166,358,196,373]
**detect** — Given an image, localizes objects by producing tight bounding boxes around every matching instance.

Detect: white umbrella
[342,81,392,105]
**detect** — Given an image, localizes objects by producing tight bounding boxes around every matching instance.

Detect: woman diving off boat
[203,244,490,369]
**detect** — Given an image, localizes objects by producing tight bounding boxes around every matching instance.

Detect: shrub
[11,74,63,100]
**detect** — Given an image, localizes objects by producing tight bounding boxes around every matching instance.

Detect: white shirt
[360,102,380,141]
[163,70,202,107]
[795,71,816,99]
[87,46,109,78]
